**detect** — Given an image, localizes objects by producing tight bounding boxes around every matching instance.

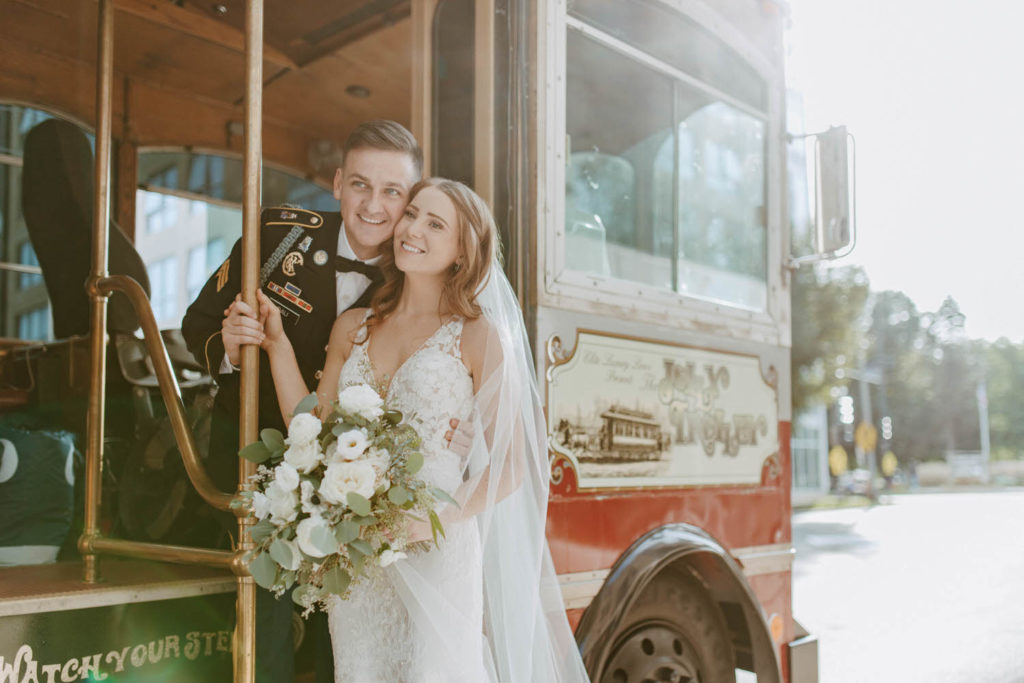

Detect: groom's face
[334,147,419,261]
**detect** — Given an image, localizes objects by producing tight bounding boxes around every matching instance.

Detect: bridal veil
[390,265,590,682]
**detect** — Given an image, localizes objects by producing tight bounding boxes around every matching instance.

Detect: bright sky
[786,0,1024,342]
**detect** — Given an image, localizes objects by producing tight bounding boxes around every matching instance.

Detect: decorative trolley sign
[546,331,779,488]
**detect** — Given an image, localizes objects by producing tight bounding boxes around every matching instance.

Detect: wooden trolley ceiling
[0,0,413,176]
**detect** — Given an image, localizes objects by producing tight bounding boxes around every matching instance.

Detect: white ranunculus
[319,461,376,506]
[295,516,334,559]
[283,440,322,474]
[378,548,408,567]
[333,429,370,461]
[251,491,270,520]
[287,413,322,445]
[274,462,300,491]
[338,384,385,421]
[265,479,299,525]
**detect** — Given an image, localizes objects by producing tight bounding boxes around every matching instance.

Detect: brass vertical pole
[234,0,263,680]
[82,0,115,585]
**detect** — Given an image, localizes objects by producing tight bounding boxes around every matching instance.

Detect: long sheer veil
[390,265,590,681]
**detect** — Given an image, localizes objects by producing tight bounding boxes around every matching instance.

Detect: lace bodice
[329,314,485,682]
[338,315,474,491]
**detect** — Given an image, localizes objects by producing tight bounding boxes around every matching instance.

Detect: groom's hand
[445,418,473,457]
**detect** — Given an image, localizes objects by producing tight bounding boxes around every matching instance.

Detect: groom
[181,119,423,683]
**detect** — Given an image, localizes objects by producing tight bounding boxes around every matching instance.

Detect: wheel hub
[602,621,702,683]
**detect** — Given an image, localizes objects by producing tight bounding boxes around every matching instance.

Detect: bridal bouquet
[231,384,453,613]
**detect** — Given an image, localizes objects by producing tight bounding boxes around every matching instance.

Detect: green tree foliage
[984,340,1024,459]
[790,264,870,411]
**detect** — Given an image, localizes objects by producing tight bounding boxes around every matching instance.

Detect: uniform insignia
[267,281,313,313]
[215,259,230,292]
[313,249,328,266]
[284,282,302,296]
[310,216,320,225]
[280,210,298,220]
[282,251,304,277]
[298,236,313,253]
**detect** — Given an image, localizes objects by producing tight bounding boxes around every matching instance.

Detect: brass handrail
[95,274,235,511]
[82,536,241,573]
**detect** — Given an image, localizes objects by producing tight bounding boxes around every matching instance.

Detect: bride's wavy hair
[365,178,498,334]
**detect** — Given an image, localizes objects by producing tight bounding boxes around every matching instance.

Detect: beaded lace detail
[327,314,482,682]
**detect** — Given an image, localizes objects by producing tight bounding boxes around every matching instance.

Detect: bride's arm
[257,289,364,426]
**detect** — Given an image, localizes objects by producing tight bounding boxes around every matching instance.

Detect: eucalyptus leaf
[429,487,461,508]
[279,569,297,590]
[322,566,351,596]
[292,582,314,607]
[406,451,424,475]
[247,551,278,590]
[387,486,412,506]
[261,428,285,451]
[349,538,373,556]
[250,519,276,543]
[353,515,377,526]
[334,520,360,545]
[310,525,340,556]
[384,410,403,425]
[293,393,319,416]
[269,538,295,570]
[239,441,272,464]
[346,492,372,516]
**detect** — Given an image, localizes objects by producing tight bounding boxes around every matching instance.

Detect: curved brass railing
[99,274,236,511]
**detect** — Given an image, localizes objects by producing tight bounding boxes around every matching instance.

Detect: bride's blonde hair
[365,178,498,334]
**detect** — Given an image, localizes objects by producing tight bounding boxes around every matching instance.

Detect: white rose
[378,548,407,567]
[338,384,385,421]
[251,491,270,520]
[295,516,335,559]
[332,429,370,462]
[274,462,300,492]
[283,440,322,474]
[287,413,322,445]
[265,479,299,525]
[319,461,377,506]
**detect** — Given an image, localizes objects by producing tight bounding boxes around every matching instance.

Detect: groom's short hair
[343,120,423,177]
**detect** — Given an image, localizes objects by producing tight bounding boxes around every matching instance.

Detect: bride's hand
[406,517,433,545]
[255,289,287,353]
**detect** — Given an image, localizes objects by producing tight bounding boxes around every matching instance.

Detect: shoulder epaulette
[263,207,324,229]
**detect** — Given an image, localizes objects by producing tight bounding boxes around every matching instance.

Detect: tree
[790,264,870,412]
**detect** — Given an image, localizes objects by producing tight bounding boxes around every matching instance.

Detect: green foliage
[239,441,272,463]
[293,393,319,415]
[790,264,870,411]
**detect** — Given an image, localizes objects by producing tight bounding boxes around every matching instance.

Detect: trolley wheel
[600,571,736,683]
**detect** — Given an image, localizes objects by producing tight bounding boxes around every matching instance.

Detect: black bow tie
[335,255,381,280]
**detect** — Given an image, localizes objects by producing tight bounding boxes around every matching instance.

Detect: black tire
[599,570,736,683]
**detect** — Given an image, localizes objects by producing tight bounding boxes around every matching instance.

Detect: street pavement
[792,490,1024,683]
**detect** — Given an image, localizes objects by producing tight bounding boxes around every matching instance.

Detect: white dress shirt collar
[338,223,382,265]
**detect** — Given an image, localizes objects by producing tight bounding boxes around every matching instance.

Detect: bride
[254,178,590,682]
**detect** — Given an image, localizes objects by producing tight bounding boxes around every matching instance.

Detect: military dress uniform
[181,206,380,683]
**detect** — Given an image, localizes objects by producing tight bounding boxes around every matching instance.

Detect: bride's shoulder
[460,317,502,375]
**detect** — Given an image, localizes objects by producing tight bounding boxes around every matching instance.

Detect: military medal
[282,251,304,276]
[298,236,313,253]
[313,249,329,266]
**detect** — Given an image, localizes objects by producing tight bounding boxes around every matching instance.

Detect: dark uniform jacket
[181,206,377,491]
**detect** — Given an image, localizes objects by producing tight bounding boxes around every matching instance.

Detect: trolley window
[562,7,769,311]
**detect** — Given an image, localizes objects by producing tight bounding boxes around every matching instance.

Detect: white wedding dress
[327,315,487,682]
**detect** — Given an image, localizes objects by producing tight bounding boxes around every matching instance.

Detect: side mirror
[789,125,856,267]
